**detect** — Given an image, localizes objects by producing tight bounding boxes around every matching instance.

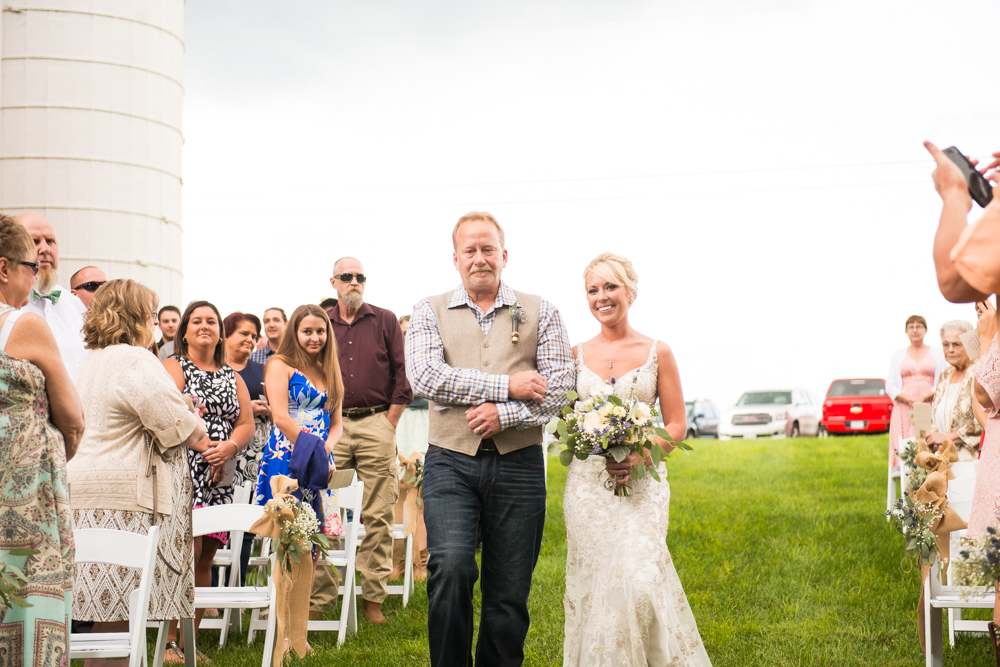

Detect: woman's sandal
[989,622,1000,667]
[195,648,212,663]
[163,641,185,664]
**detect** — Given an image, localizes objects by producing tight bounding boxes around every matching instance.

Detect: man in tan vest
[405,211,574,666]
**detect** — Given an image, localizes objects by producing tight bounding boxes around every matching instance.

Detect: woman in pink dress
[886,315,944,468]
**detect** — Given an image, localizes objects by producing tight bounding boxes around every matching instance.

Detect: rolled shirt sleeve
[124,352,200,449]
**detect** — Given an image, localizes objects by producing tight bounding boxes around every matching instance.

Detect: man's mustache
[469,267,494,274]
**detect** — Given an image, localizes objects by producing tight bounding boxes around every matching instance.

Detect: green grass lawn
[106,435,997,666]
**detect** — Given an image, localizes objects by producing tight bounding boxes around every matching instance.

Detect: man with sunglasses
[17,211,88,376]
[69,266,107,308]
[318,256,412,626]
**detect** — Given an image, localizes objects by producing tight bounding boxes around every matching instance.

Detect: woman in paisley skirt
[163,301,254,656]
[69,279,207,667]
[0,215,84,667]
[223,311,272,584]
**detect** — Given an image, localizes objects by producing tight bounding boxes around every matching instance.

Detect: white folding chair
[70,527,161,667]
[924,497,995,666]
[296,474,365,645]
[152,504,277,667]
[204,481,255,644]
[354,504,414,607]
[888,439,909,520]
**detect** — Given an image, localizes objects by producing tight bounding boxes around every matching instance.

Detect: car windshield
[685,401,694,416]
[736,391,792,406]
[827,379,886,397]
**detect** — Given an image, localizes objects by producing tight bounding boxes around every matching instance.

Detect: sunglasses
[19,260,40,276]
[334,272,366,283]
[74,281,106,292]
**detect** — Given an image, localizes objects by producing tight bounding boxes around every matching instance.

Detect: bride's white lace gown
[563,342,712,667]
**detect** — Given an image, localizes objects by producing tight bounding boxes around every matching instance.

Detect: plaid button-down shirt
[249,345,276,366]
[406,281,574,431]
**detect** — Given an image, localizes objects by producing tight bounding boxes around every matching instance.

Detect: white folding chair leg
[337,563,358,646]
[948,608,959,647]
[924,575,943,667]
[886,458,897,521]
[152,621,169,667]
[182,618,196,667]
[403,533,414,607]
[261,592,278,667]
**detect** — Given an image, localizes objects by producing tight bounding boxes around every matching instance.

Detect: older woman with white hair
[926,319,983,460]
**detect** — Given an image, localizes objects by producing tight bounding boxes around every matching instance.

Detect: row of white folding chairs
[923,471,995,667]
[248,475,366,646]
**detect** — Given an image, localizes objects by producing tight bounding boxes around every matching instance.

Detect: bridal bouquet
[546,387,691,497]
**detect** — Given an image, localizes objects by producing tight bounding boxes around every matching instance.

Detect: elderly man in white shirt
[17,212,88,377]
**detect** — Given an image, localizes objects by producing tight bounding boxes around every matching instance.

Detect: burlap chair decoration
[249,475,311,666]
[912,439,968,651]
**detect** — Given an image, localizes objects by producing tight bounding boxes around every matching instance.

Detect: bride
[563,253,712,667]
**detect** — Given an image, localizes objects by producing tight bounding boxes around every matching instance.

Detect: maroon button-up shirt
[326,301,413,410]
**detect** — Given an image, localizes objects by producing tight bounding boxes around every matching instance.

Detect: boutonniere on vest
[509,302,526,343]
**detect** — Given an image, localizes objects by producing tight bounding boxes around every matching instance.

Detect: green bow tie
[31,289,61,304]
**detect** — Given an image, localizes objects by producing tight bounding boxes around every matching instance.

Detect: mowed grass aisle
[113,435,996,666]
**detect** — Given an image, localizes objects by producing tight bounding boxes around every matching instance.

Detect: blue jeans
[423,444,547,667]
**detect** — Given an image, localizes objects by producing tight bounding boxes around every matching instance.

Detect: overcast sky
[179,0,1000,410]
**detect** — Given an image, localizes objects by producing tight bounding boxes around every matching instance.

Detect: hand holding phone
[943,146,994,208]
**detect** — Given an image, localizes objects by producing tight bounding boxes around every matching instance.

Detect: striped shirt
[406,281,574,431]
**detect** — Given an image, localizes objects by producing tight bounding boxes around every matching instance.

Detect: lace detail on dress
[976,335,1000,415]
[564,340,712,666]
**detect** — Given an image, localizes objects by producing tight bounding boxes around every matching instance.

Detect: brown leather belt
[342,404,389,420]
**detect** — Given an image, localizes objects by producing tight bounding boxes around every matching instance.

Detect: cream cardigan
[68,344,199,514]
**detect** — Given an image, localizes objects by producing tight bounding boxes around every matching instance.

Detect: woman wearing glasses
[886,315,946,469]
[926,320,982,461]
[0,215,84,665]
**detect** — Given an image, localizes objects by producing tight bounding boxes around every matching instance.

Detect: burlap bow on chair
[397,451,422,539]
[913,440,967,651]
[249,475,312,666]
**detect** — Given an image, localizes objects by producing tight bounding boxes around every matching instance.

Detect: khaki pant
[332,411,398,604]
[310,561,340,614]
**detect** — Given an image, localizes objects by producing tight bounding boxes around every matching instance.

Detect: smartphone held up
[943,146,994,208]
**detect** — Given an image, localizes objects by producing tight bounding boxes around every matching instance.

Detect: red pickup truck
[821,378,893,435]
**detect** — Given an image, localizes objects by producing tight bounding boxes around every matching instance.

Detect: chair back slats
[950,499,973,523]
[73,528,158,569]
[192,504,266,537]
[950,462,976,479]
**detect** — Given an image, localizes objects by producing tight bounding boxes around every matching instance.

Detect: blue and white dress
[255,371,342,536]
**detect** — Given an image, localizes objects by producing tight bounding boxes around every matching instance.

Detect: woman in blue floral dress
[256,304,344,538]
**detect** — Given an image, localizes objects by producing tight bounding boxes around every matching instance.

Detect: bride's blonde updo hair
[583,252,638,301]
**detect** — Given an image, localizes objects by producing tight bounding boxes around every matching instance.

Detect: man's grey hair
[940,319,974,339]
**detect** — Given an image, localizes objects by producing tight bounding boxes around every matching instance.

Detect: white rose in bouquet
[598,401,614,418]
[582,411,604,433]
[612,404,627,417]
[631,402,652,426]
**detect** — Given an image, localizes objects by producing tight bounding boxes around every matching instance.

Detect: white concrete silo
[0,1,184,305]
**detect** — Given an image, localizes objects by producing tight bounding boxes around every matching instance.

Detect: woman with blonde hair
[926,319,982,460]
[0,214,83,665]
[69,279,207,667]
[562,252,711,666]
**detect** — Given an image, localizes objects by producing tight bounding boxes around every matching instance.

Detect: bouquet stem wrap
[249,474,311,666]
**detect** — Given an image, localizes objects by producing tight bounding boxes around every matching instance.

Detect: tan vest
[427,289,543,455]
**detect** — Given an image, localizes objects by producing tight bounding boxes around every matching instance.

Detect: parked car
[820,378,892,435]
[685,399,719,439]
[718,389,822,440]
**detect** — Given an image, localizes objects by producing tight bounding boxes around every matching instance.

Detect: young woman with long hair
[256,303,345,547]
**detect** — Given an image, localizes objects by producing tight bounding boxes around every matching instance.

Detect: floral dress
[180,357,240,544]
[255,371,342,536]
[0,306,74,666]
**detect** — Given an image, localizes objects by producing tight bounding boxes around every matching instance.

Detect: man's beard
[35,268,57,295]
[342,288,364,311]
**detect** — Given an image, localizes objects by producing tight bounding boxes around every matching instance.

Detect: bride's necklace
[599,333,628,385]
